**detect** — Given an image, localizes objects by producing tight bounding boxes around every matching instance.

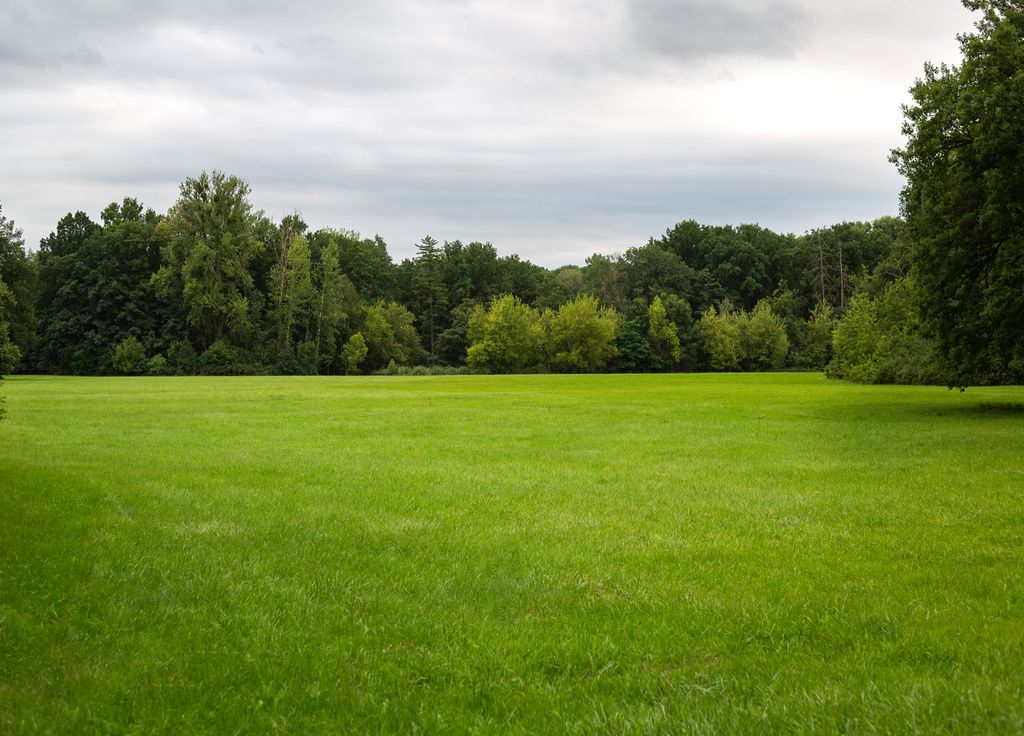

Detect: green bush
[828,279,944,385]
[199,340,262,376]
[342,333,368,375]
[167,340,199,376]
[370,363,471,376]
[147,354,171,376]
[111,336,147,375]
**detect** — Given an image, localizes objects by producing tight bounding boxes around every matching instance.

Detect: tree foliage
[891,0,1024,385]
[828,280,944,385]
[739,301,789,371]
[32,202,163,374]
[546,295,619,373]
[647,296,682,368]
[0,275,21,375]
[699,305,742,371]
[413,236,447,358]
[154,171,263,350]
[111,336,147,375]
[466,295,544,373]
[0,205,36,363]
[361,301,422,370]
[342,332,368,375]
[9,170,944,379]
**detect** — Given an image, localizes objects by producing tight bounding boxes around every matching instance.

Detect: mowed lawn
[2,374,1023,734]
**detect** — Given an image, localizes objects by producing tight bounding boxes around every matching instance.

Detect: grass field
[2,373,1023,734]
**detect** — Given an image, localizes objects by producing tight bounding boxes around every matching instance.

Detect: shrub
[167,340,199,376]
[111,336,147,375]
[828,279,944,384]
[370,364,472,376]
[147,354,171,376]
[199,339,262,376]
[342,333,368,375]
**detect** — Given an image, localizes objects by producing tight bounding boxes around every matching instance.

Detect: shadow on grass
[819,396,1024,423]
[883,400,1024,420]
[975,401,1024,414]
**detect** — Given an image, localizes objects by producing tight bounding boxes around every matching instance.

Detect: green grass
[2,373,1023,734]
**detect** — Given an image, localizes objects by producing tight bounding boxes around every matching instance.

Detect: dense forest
[0,0,1020,387]
[0,188,933,382]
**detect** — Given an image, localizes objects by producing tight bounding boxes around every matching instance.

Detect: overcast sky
[1,1,975,266]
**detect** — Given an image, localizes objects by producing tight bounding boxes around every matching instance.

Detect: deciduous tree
[891,0,1024,384]
[699,304,742,371]
[466,295,544,373]
[154,172,263,350]
[546,295,619,372]
[647,296,682,369]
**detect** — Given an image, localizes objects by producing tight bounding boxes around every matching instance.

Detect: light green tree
[647,295,682,368]
[361,301,423,369]
[466,295,544,373]
[269,231,314,352]
[801,300,835,370]
[699,304,742,371]
[829,280,942,384]
[739,300,789,370]
[111,336,147,375]
[342,332,368,374]
[546,295,619,372]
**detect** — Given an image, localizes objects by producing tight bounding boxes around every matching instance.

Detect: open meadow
[2,373,1023,734]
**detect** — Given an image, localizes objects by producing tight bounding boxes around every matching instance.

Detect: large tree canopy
[892,0,1024,385]
[154,171,264,351]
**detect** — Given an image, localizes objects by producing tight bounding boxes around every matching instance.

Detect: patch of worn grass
[1,374,1023,733]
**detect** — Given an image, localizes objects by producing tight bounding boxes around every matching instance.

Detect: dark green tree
[582,253,626,311]
[435,299,479,366]
[0,206,36,364]
[312,238,360,373]
[0,274,21,375]
[891,0,1024,384]
[154,172,264,351]
[308,229,395,303]
[611,318,653,372]
[413,236,447,358]
[33,202,164,374]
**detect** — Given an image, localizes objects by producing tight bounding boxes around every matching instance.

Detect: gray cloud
[0,0,977,266]
[627,0,811,62]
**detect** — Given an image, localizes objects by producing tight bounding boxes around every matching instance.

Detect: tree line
[0,183,928,380]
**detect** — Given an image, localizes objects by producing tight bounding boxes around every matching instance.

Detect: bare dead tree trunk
[816,235,828,305]
[837,240,847,311]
